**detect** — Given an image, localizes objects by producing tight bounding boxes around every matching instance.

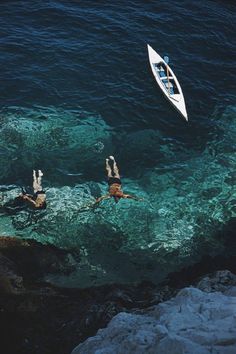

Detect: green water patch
[0,106,113,183]
[0,106,235,287]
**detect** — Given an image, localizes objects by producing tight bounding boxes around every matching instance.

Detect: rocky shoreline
[73,270,236,354]
[0,235,236,354]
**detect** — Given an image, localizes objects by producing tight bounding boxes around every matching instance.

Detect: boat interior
[153,63,179,95]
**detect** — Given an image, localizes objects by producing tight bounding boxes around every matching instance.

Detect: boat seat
[162,79,174,94]
[160,76,173,80]
[163,79,173,87]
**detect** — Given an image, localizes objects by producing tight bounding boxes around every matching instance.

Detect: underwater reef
[0,106,113,183]
[0,106,235,287]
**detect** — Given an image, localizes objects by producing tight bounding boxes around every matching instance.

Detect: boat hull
[147,44,188,121]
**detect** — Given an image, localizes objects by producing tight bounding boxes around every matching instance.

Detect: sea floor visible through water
[0,0,235,287]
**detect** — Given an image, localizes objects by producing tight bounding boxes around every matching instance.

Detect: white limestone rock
[72,272,236,354]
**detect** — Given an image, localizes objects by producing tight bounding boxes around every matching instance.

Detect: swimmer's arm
[94,195,111,204]
[123,194,143,201]
[21,194,37,206]
[78,195,111,212]
[20,193,31,198]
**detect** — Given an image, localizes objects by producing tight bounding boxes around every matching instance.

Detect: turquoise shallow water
[0,105,235,287]
[0,1,235,286]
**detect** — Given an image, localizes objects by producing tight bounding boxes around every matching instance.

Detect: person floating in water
[95,156,140,204]
[21,170,46,209]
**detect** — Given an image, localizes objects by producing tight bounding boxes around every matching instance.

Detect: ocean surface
[0,0,235,287]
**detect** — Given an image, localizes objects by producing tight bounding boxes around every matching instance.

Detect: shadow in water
[166,217,236,288]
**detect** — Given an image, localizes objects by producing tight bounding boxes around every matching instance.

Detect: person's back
[34,192,46,209]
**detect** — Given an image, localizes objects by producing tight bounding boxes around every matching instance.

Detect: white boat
[147,44,188,121]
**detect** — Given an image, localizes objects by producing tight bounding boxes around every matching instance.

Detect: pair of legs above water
[33,169,44,193]
[105,155,120,179]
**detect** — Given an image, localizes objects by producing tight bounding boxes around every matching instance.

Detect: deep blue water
[0,0,235,286]
[1,1,235,132]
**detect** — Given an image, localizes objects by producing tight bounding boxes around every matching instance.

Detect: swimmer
[20,170,46,209]
[95,156,140,204]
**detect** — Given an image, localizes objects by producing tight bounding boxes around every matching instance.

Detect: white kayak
[147,44,188,121]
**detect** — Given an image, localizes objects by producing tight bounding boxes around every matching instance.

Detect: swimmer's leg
[33,170,40,193]
[110,156,120,178]
[106,159,113,178]
[33,170,43,193]
[37,170,43,191]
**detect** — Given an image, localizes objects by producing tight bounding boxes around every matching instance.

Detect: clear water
[0,0,235,287]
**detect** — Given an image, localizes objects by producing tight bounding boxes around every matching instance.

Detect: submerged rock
[0,106,113,182]
[0,235,172,354]
[72,271,236,354]
[1,235,236,354]
[0,236,77,292]
[0,106,235,287]
[0,166,235,288]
